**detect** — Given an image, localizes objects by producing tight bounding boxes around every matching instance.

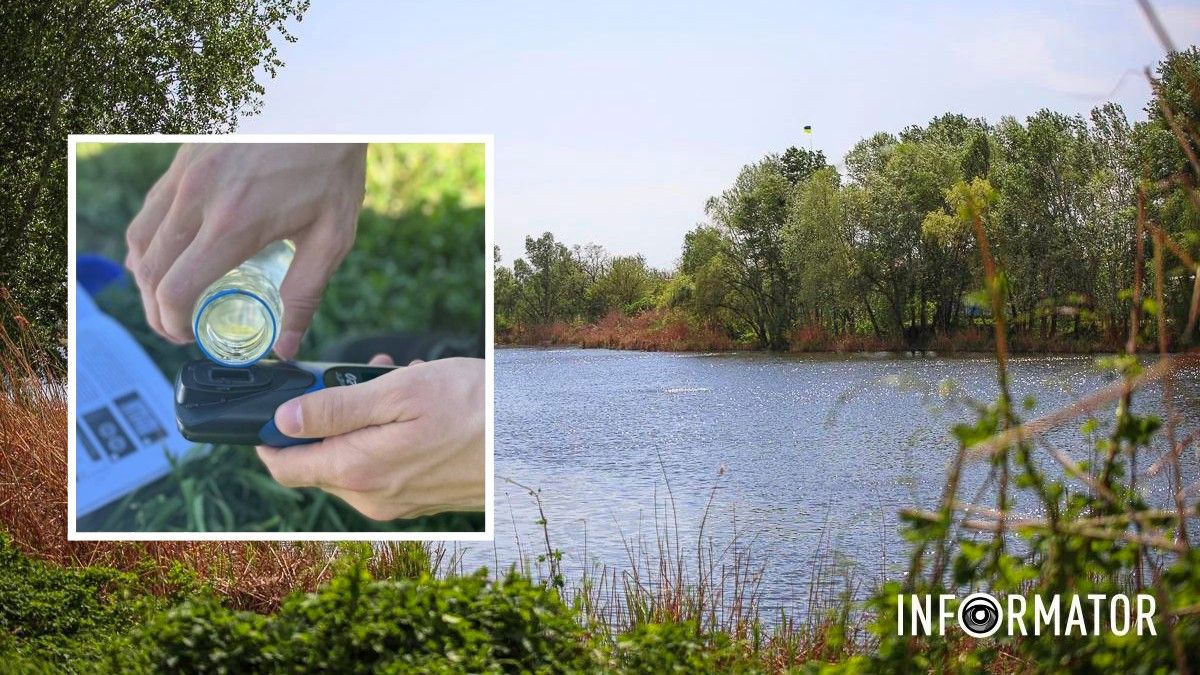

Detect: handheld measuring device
[174,359,396,448]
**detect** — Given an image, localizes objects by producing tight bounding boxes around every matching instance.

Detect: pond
[467,347,1200,613]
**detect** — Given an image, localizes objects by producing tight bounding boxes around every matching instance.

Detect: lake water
[467,347,1200,613]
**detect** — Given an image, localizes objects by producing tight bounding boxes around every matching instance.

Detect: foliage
[830,152,1200,673]
[510,233,589,325]
[612,621,750,673]
[0,533,150,669]
[16,545,595,674]
[497,51,1200,352]
[0,534,790,673]
[704,155,799,350]
[75,142,484,532]
[0,0,308,354]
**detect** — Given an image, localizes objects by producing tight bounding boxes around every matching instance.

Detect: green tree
[514,233,585,325]
[1142,48,1200,340]
[783,166,854,332]
[844,132,961,343]
[1146,45,1200,169]
[573,242,612,321]
[594,254,655,315]
[704,157,794,349]
[494,246,518,332]
[674,226,732,329]
[780,146,827,185]
[993,110,1097,337]
[1086,103,1137,338]
[0,0,309,344]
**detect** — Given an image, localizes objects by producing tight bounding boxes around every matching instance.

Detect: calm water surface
[467,348,1200,611]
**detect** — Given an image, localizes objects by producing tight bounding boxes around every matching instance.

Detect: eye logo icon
[958,593,1002,638]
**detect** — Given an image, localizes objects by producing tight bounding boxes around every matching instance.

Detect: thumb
[275,231,352,359]
[274,372,404,439]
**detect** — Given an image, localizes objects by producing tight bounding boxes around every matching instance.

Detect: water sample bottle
[192,240,295,366]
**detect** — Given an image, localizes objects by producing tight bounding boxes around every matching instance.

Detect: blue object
[77,254,124,296]
[256,365,325,448]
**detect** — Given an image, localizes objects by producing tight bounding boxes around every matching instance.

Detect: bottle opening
[194,290,276,367]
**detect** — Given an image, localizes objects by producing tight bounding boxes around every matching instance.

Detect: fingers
[273,369,411,440]
[255,423,408,493]
[132,198,203,341]
[125,174,176,272]
[255,442,359,491]
[126,173,183,337]
[274,222,353,359]
[154,213,262,342]
[125,146,194,270]
[369,353,395,366]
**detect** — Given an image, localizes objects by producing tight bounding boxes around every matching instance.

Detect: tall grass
[503,466,869,670]
[0,290,68,560]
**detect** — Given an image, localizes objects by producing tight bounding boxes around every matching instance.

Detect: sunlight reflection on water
[461,348,1200,613]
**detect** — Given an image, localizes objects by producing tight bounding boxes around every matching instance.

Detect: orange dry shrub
[559,309,739,351]
[928,326,991,353]
[787,325,829,351]
[830,332,894,353]
[788,325,897,353]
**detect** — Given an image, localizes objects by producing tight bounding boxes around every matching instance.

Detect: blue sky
[242,1,1200,269]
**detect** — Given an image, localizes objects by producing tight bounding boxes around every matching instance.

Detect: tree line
[496,48,1200,351]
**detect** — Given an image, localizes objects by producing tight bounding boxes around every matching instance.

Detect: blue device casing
[257,366,325,447]
[174,360,396,448]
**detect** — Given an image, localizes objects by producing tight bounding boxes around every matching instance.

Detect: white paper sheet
[76,283,194,517]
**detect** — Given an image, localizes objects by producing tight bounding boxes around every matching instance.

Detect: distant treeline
[496,49,1200,352]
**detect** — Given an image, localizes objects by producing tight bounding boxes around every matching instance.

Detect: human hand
[256,356,486,521]
[124,143,368,358]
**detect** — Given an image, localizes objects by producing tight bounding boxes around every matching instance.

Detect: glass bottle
[192,240,295,366]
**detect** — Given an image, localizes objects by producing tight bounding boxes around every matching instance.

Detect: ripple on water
[485,348,1200,612]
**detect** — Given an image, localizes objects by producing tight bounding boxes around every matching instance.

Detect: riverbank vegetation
[497,48,1200,354]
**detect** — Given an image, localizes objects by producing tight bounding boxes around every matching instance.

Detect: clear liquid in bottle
[192,240,295,366]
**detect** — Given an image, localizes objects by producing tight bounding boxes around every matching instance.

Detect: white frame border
[67,133,495,542]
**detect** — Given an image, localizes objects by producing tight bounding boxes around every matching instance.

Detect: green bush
[0,534,150,669]
[311,202,484,347]
[612,621,753,674]
[111,550,599,673]
[3,535,806,674]
[114,597,273,674]
[270,569,594,672]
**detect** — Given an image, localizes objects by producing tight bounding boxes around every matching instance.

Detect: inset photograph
[69,136,491,538]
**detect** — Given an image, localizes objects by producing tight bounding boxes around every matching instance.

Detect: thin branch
[965,355,1182,460]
